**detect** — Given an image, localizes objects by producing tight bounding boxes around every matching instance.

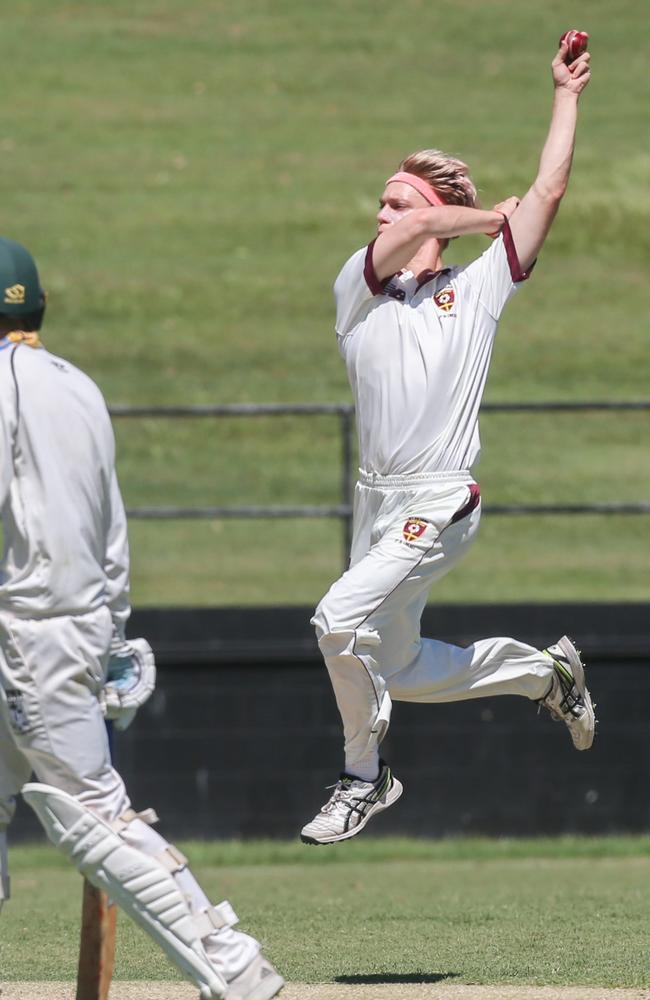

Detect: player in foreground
[302,36,595,846]
[0,238,284,999]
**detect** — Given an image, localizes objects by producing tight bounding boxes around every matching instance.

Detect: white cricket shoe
[300,761,403,845]
[225,951,284,1000]
[541,635,596,750]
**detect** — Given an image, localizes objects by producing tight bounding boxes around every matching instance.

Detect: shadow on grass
[336,973,459,984]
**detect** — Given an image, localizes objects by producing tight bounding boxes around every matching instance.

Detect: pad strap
[194,901,239,939]
[109,810,187,873]
[109,807,159,834]
[157,844,189,874]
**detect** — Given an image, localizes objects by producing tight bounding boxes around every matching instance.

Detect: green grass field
[3,838,650,986]
[2,0,649,605]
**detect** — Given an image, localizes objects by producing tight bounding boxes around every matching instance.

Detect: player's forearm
[532,89,580,203]
[373,207,503,279]
[406,205,503,241]
[104,469,131,638]
[507,90,582,272]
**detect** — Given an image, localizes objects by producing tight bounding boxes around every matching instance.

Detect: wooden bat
[76,720,117,1000]
[76,880,117,999]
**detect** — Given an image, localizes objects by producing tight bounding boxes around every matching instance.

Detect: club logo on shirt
[433,284,455,312]
[403,518,429,543]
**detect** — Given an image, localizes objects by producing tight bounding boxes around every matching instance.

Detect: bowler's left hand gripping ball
[559,30,589,63]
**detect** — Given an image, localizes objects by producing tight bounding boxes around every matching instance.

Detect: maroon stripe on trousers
[450,483,481,525]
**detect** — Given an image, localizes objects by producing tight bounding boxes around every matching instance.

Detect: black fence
[112,401,650,565]
[10,602,650,842]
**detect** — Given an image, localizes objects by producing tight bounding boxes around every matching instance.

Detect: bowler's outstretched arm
[507,37,591,272]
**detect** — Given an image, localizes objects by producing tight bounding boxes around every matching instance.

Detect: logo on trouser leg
[402,518,429,543]
[6,690,30,734]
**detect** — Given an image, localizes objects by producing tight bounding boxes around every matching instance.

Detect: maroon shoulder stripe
[501,219,534,283]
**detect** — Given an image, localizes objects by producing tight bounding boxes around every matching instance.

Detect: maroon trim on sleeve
[501,219,535,283]
[364,240,395,295]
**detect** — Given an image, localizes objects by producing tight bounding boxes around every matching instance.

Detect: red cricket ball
[559,30,589,63]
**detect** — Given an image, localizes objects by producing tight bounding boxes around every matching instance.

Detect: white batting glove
[101,637,156,731]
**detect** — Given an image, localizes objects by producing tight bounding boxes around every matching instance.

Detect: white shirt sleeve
[0,363,17,510]
[0,414,14,510]
[457,220,533,321]
[104,467,131,640]
[334,245,381,338]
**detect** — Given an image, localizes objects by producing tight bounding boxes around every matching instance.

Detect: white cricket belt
[358,468,474,490]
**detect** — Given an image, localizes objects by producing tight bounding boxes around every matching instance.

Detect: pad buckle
[194,900,239,938]
[110,806,159,834]
[157,844,188,873]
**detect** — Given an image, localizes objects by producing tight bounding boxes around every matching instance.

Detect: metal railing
[110,401,650,566]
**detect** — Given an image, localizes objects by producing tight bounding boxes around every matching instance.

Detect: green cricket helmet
[0,237,46,329]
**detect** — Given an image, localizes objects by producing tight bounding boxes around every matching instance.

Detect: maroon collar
[414,267,451,292]
[364,242,452,297]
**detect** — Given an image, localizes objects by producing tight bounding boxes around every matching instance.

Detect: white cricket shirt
[0,339,130,629]
[335,223,531,476]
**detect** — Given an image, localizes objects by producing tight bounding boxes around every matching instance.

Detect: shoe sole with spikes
[552,635,596,750]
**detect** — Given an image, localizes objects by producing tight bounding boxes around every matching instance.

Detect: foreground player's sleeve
[0,420,12,509]
[0,369,16,509]
[457,219,533,321]
[104,468,131,639]
[334,245,382,338]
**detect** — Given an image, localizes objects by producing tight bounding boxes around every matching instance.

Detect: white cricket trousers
[312,471,555,771]
[0,605,257,980]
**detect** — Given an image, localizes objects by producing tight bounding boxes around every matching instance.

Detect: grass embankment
[1,0,648,604]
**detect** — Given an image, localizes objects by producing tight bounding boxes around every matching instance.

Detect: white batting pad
[22,783,226,999]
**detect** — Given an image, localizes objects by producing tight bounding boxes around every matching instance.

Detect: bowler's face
[376,181,430,234]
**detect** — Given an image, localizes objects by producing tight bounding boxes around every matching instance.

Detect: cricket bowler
[302,36,595,846]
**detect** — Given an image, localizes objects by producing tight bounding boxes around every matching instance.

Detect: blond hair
[398,149,478,208]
